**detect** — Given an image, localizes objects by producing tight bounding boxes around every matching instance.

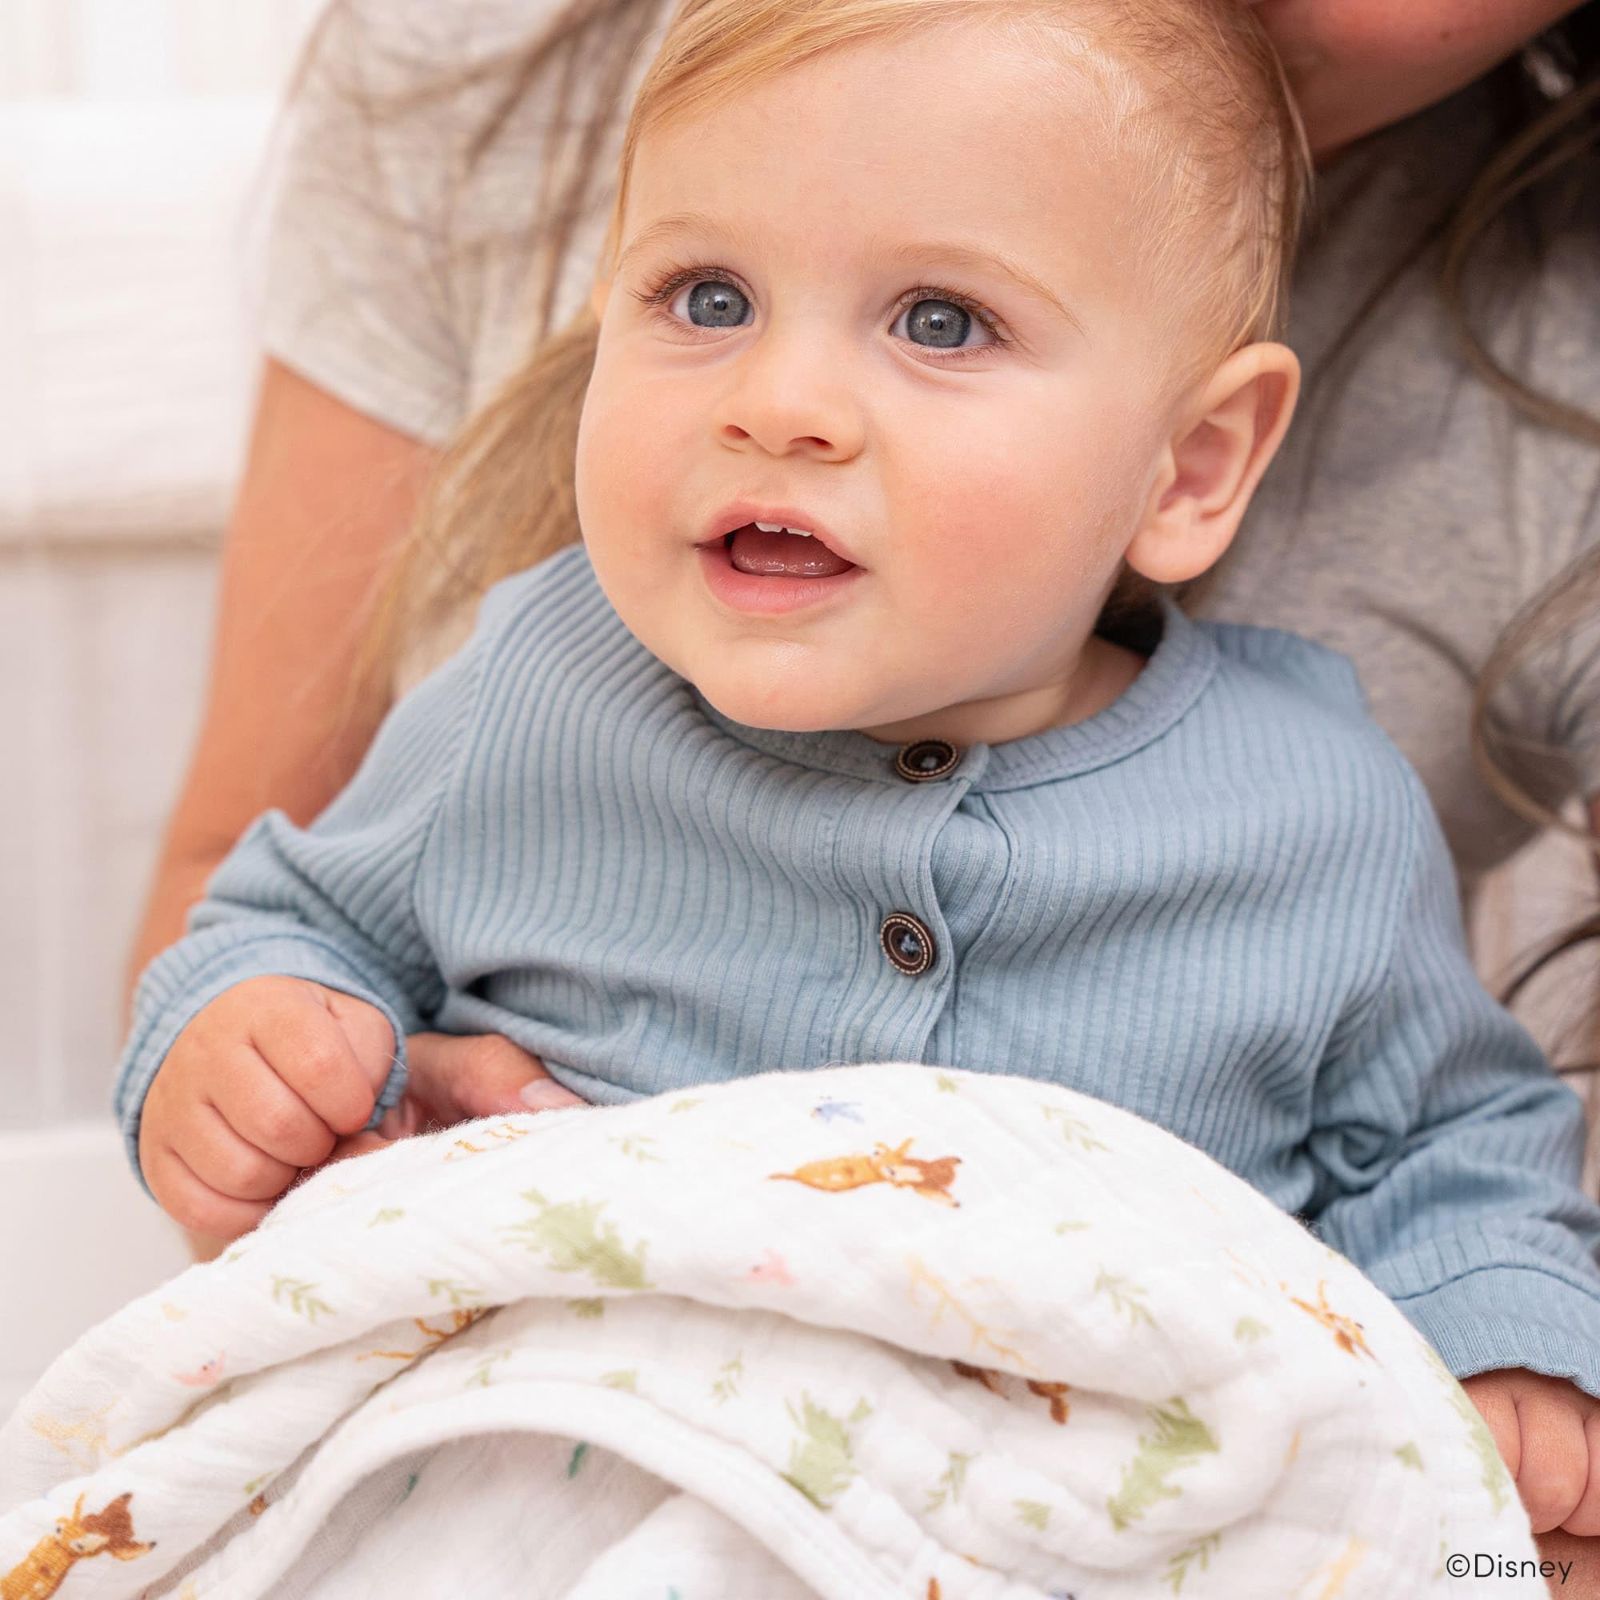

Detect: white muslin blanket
[0,1065,1542,1598]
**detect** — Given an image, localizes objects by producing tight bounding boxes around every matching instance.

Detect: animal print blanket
[0,1064,1542,1599]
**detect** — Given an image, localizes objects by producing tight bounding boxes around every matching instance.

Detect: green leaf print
[368,1207,405,1227]
[601,1370,638,1392]
[271,1277,333,1322]
[1233,1317,1270,1343]
[506,1189,653,1290]
[1418,1345,1510,1513]
[1165,1531,1222,1593]
[1094,1269,1154,1329]
[427,1278,482,1308]
[567,1442,590,1479]
[1395,1442,1424,1472]
[1443,1373,1511,1513]
[467,1350,511,1389]
[925,1451,972,1513]
[1107,1398,1220,1531]
[1014,1500,1050,1531]
[782,1394,870,1509]
[568,1298,606,1319]
[1042,1105,1110,1153]
[936,1073,961,1093]
[610,1134,663,1163]
[712,1356,744,1404]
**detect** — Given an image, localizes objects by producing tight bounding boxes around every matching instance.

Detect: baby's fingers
[1514,1388,1590,1534]
[211,1056,336,1170]
[143,1140,273,1242]
[1561,1413,1600,1536]
[254,986,394,1135]
[182,1100,300,1201]
[1465,1380,1521,1481]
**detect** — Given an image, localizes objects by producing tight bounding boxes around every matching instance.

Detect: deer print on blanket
[770,1139,962,1205]
[1,1493,154,1600]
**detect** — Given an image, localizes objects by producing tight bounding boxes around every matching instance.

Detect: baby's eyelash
[629,258,1013,362]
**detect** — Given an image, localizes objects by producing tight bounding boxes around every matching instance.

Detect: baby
[119,0,1600,1539]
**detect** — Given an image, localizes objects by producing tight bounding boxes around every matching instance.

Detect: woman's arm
[123,357,435,1014]
[128,357,572,1257]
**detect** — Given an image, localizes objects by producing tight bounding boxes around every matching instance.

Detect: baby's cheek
[575,420,648,567]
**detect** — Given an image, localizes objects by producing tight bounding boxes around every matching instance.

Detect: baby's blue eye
[900,298,972,350]
[683,280,750,328]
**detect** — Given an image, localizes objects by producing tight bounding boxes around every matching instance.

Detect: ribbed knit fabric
[117,543,1600,1394]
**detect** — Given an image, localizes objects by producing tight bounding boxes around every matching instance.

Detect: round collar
[692,597,1218,792]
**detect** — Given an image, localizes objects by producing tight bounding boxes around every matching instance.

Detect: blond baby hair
[357,0,1309,699]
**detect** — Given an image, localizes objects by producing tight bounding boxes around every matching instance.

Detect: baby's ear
[1126,342,1300,585]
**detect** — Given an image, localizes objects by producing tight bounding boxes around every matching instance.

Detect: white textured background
[0,0,321,1410]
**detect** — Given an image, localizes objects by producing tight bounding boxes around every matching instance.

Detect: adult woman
[120,2,1599,1578]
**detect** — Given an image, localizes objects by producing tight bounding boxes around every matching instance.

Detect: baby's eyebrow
[617,209,1083,335]
[615,209,759,276]
[881,239,1083,335]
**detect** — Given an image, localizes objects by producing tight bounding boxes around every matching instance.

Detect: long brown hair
[1448,21,1600,1040]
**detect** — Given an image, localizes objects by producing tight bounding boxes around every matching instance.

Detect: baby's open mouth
[722,523,856,578]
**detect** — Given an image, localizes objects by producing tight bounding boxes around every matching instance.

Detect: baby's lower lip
[695,538,864,616]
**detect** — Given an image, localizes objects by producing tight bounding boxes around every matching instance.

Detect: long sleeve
[113,620,491,1185]
[1308,772,1600,1396]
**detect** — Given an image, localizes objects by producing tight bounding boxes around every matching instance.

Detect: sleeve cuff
[1394,1265,1600,1400]
[258,314,463,447]
[114,934,417,1200]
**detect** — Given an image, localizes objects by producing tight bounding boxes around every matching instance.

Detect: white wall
[0,0,320,1402]
[0,0,324,100]
[0,1,320,1131]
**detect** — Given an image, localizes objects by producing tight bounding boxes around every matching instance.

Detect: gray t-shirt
[260,0,1600,894]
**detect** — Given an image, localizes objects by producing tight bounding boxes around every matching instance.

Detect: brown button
[880,912,936,975]
[894,739,960,783]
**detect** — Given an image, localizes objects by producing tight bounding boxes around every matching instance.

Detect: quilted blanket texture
[0,1064,1542,1598]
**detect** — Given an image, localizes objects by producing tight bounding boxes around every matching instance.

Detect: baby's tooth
[752,520,815,537]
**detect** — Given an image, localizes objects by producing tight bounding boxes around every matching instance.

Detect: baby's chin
[687,664,913,739]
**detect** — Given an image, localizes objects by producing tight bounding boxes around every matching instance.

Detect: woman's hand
[1247,0,1586,157]
[321,1032,587,1163]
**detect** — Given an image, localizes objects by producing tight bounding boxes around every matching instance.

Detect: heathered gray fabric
[1197,78,1600,889]
[260,8,1600,890]
[116,545,1600,1396]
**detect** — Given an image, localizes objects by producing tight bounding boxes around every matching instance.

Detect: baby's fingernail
[520,1079,582,1111]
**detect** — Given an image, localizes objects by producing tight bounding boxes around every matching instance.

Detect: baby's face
[576,23,1187,743]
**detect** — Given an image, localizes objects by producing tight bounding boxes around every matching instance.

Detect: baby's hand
[312,1032,589,1168]
[1462,1368,1600,1535]
[138,976,396,1240]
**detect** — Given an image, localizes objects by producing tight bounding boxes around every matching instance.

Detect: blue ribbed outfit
[116,543,1600,1394]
